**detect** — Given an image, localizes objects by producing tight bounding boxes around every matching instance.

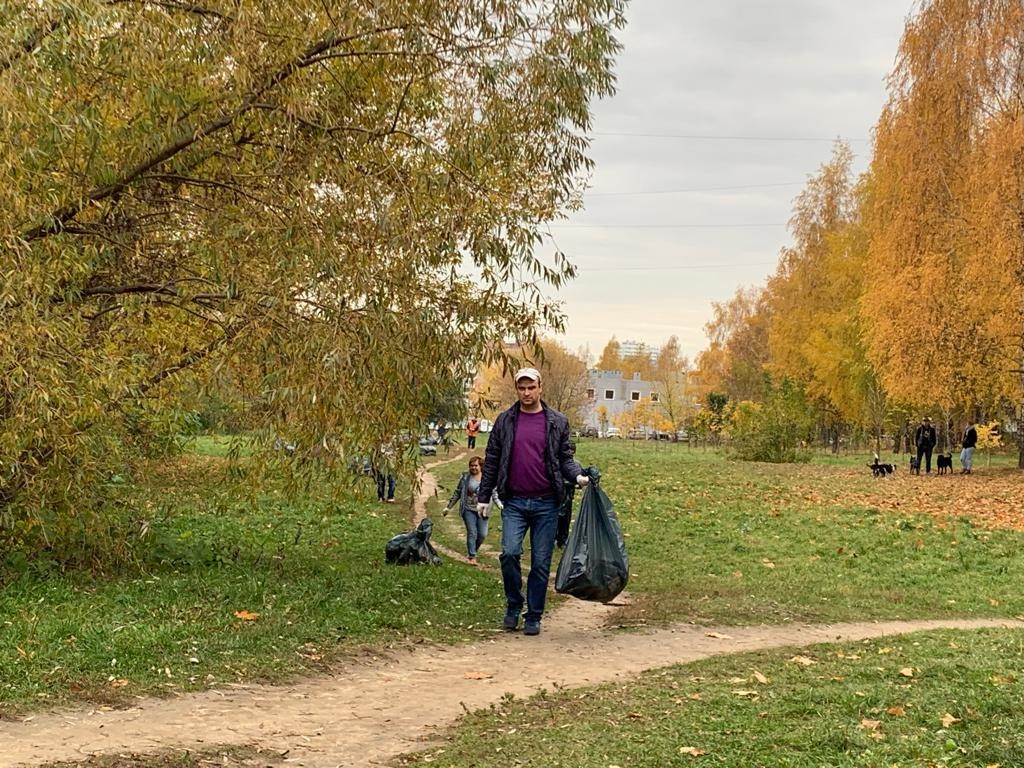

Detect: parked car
[602,426,622,438]
[418,436,438,456]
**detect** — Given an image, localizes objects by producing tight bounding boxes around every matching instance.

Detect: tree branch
[104,0,231,20]
[0,12,68,73]
[20,26,409,242]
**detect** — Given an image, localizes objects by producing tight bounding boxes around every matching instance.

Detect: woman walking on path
[444,456,488,564]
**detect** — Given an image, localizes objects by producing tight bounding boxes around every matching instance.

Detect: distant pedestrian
[477,367,587,636]
[960,421,978,474]
[374,469,395,503]
[914,416,937,474]
[374,441,396,503]
[444,456,488,564]
[466,417,480,450]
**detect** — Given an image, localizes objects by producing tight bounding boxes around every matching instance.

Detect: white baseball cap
[514,367,541,383]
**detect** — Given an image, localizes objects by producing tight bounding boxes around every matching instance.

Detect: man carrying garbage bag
[477,367,587,637]
[555,466,629,603]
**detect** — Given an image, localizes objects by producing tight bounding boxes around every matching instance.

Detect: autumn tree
[860,0,1024,464]
[764,144,885,450]
[650,335,692,434]
[0,0,626,555]
[597,337,622,371]
[698,286,771,402]
[473,338,590,425]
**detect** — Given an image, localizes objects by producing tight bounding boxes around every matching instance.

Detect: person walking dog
[914,416,937,474]
[477,367,587,636]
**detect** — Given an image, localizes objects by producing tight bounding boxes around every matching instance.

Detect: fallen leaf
[761,558,776,568]
[898,667,914,678]
[886,706,906,716]
[941,713,961,728]
[752,671,770,684]
[687,693,703,701]
[678,746,706,757]
[732,689,760,699]
[705,632,733,640]
[463,671,493,680]
[859,718,882,731]
[234,610,260,621]
[789,655,816,667]
[109,678,129,688]
[989,598,1000,607]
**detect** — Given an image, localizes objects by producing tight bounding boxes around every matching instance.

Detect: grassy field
[432,439,1024,626]
[4,436,1024,741]
[411,440,1024,768]
[0,444,503,715]
[397,627,1024,767]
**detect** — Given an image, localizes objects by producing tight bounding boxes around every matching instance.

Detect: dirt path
[3,460,1022,768]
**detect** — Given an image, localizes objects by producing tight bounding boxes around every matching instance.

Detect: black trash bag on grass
[385,518,443,565]
[554,467,628,602]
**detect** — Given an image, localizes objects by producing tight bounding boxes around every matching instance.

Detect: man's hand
[476,502,490,518]
[576,475,590,488]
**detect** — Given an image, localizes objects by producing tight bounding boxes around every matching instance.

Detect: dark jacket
[914,424,937,450]
[962,425,978,449]
[447,471,480,516]
[478,400,582,506]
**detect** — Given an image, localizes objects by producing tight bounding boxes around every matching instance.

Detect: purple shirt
[506,410,551,497]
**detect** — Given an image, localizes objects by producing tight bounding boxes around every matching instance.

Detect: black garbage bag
[555,467,628,602]
[556,479,575,549]
[385,518,443,565]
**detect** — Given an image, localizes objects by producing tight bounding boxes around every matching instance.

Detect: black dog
[868,457,895,477]
[909,455,921,475]
[936,453,953,474]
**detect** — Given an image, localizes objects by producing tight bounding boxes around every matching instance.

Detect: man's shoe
[502,613,519,631]
[523,621,541,636]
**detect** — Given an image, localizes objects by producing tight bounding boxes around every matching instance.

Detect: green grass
[5,437,1024,723]
[0,454,503,715]
[564,440,1024,626]
[397,627,1024,767]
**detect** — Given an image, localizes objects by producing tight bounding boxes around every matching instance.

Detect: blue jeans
[376,472,395,501]
[461,508,489,558]
[960,446,975,471]
[499,496,559,623]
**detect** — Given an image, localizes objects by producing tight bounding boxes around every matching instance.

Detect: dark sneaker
[502,613,519,631]
[523,621,541,636]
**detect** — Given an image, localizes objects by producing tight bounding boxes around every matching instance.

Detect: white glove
[576,475,590,488]
[476,502,490,518]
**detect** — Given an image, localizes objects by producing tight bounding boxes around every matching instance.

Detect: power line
[593,131,870,143]
[585,181,805,197]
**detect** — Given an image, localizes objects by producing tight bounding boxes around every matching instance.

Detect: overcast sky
[548,0,916,365]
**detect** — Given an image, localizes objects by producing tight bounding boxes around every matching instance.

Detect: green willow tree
[0,0,626,552]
